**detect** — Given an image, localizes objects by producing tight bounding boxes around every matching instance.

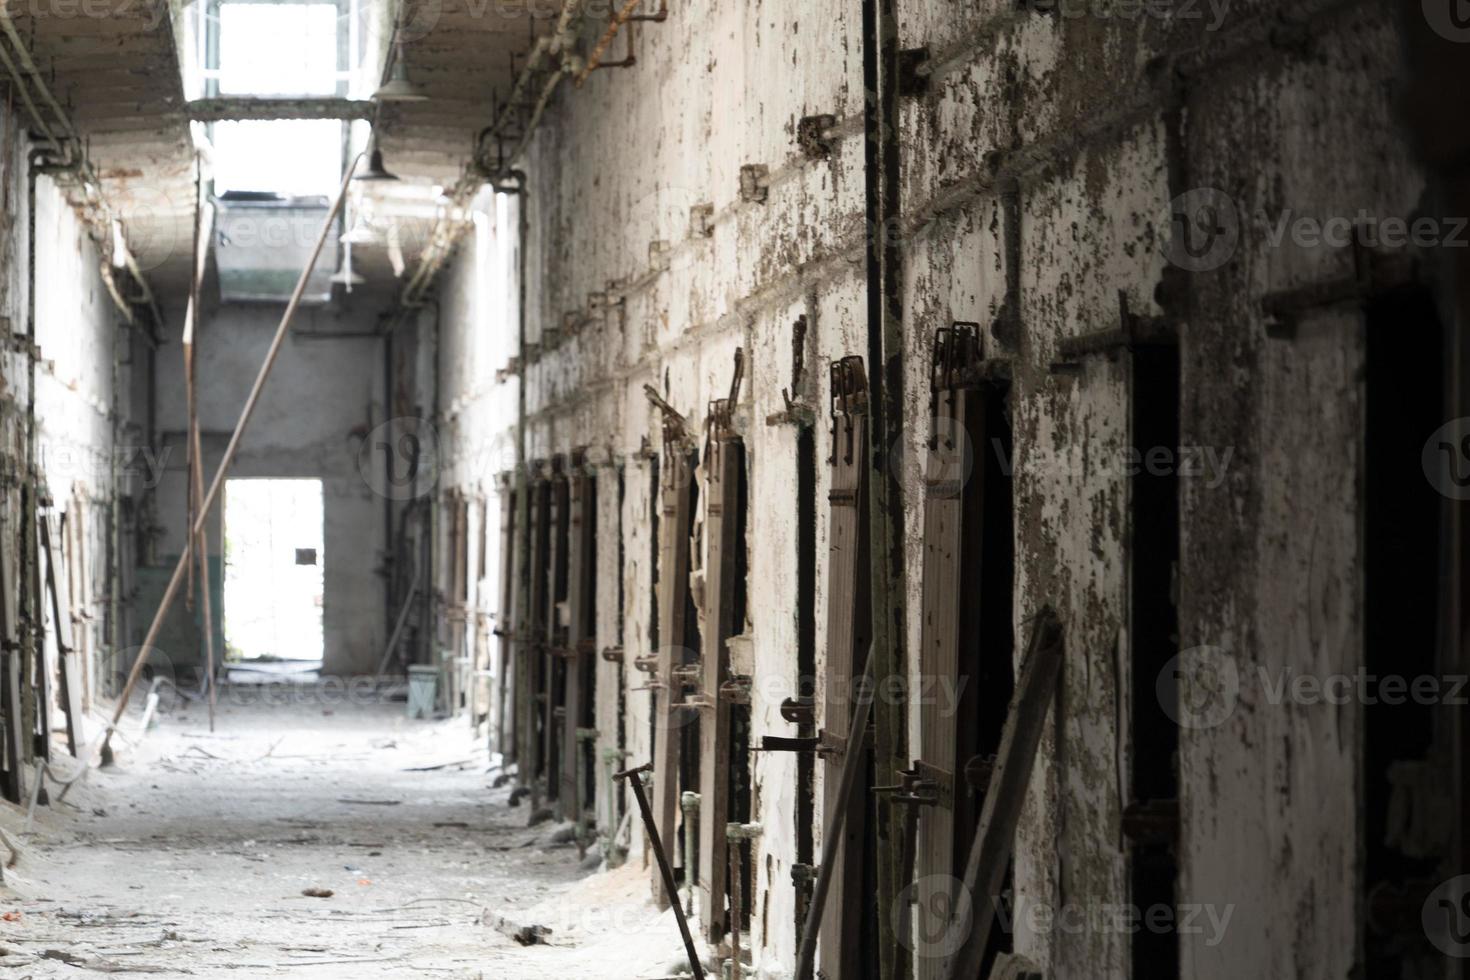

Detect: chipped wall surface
[434,1,1428,977]
[32,173,129,708]
[0,114,28,635]
[0,105,141,718]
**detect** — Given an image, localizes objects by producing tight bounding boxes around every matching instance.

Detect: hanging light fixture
[373,27,428,102]
[354,136,400,182]
[374,59,429,102]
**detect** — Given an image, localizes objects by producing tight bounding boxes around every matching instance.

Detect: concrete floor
[0,692,703,978]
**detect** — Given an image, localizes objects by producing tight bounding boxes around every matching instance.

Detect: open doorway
[223,479,326,672]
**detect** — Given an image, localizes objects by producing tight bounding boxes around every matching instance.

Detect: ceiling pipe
[573,0,645,88]
[0,10,166,336]
[396,0,593,309]
[0,36,60,154]
[397,64,563,306]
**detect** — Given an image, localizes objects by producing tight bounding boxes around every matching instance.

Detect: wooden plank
[544,468,568,802]
[915,380,969,980]
[560,468,589,822]
[446,496,468,716]
[651,445,695,908]
[818,357,870,980]
[39,509,85,757]
[30,518,51,763]
[0,496,23,804]
[496,479,517,758]
[696,430,742,942]
[70,503,93,715]
[522,475,549,787]
[940,609,1065,980]
[568,468,599,822]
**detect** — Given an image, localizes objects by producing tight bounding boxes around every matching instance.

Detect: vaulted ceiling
[349,0,555,288]
[0,4,196,299]
[374,0,550,189]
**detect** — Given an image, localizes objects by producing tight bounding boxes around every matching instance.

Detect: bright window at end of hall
[217,3,341,96]
[212,120,343,197]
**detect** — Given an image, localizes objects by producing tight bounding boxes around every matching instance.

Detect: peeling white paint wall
[435,1,1424,977]
[32,173,129,709]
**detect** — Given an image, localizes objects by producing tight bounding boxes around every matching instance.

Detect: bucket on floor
[407,665,438,719]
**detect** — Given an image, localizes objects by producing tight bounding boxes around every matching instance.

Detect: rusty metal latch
[707,348,746,462]
[828,356,868,465]
[644,385,691,457]
[756,735,837,756]
[1051,290,1177,371]
[768,315,817,427]
[780,696,815,726]
[720,674,752,705]
[1261,237,1422,339]
[875,765,946,809]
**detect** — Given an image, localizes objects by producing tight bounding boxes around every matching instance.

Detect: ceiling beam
[186,98,376,122]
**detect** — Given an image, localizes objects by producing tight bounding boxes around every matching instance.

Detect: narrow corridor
[0,2,1463,977]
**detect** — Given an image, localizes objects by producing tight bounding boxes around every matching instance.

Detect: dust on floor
[0,687,707,978]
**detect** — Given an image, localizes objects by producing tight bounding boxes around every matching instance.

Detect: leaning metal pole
[91,153,366,767]
[616,762,705,980]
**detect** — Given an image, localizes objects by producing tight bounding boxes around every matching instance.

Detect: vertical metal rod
[383,328,395,645]
[616,763,705,980]
[191,430,216,732]
[862,0,907,968]
[184,154,216,732]
[182,155,198,613]
[795,639,876,978]
[682,790,700,915]
[91,152,365,767]
[729,836,743,980]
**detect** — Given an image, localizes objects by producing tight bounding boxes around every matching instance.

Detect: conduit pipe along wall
[0,12,162,338]
[378,295,441,659]
[861,0,907,973]
[504,171,531,765]
[18,145,75,777]
[398,0,590,308]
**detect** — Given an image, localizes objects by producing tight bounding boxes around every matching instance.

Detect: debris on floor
[0,695,700,978]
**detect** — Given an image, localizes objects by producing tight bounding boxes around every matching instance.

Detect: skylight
[185,0,361,301]
[217,4,341,97]
[205,2,347,198]
[212,121,343,198]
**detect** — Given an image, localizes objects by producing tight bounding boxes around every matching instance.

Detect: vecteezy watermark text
[1166,188,1470,272]
[1162,645,1470,730]
[895,874,1235,959]
[38,444,170,490]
